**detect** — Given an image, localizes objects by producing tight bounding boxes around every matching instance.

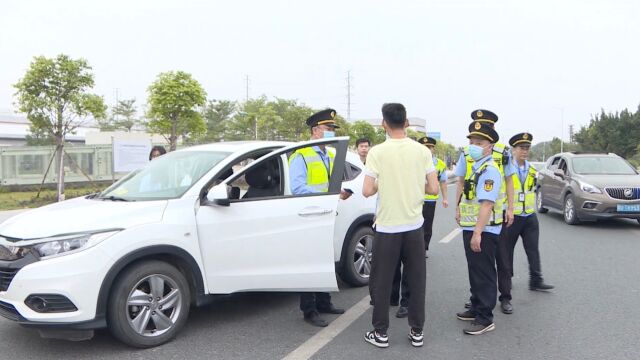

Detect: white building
[0,110,166,146]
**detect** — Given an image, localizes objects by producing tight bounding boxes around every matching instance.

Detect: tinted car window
[572,157,638,175]
[343,161,362,181]
[548,157,560,170]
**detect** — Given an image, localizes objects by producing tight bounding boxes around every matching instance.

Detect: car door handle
[298,207,334,217]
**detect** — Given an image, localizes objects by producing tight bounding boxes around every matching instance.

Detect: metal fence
[0,145,124,186]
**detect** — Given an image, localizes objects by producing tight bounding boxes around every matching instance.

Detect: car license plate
[617,204,640,212]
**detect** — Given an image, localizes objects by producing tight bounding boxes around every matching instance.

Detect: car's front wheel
[107,260,191,348]
[536,189,549,213]
[563,194,580,225]
[340,226,374,287]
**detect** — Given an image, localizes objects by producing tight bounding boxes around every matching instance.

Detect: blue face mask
[468,144,487,161]
[323,130,335,138]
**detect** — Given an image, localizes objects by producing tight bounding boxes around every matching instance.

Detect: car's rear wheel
[563,194,580,225]
[107,260,191,348]
[340,226,374,287]
[536,189,549,213]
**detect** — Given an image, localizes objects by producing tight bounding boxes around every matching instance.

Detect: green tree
[14,54,106,201]
[203,99,236,142]
[112,99,139,131]
[574,107,640,159]
[97,99,139,132]
[271,98,314,142]
[146,71,207,151]
[349,121,379,146]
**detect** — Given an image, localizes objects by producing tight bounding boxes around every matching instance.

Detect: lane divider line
[439,228,462,243]
[283,227,464,359]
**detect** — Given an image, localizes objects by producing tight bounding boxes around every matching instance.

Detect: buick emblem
[624,188,633,198]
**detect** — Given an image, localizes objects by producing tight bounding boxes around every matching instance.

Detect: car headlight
[0,231,119,261]
[577,180,602,194]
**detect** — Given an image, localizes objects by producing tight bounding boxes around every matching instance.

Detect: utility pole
[569,124,574,143]
[346,71,352,121]
[245,75,250,102]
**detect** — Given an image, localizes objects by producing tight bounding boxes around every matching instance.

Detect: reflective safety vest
[464,142,510,209]
[425,157,447,201]
[459,159,504,227]
[513,164,537,215]
[288,147,334,193]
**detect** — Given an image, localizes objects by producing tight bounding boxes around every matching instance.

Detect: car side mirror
[205,184,230,206]
[553,169,565,179]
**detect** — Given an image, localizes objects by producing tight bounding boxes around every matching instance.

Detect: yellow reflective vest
[459,159,504,227]
[288,147,334,193]
[425,157,446,201]
[513,164,537,215]
[464,142,509,209]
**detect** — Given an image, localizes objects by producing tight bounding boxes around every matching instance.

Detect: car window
[548,156,560,170]
[343,161,362,182]
[558,159,568,174]
[101,150,230,201]
[206,150,277,199]
[571,157,638,175]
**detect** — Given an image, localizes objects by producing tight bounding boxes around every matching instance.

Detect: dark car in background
[536,152,640,225]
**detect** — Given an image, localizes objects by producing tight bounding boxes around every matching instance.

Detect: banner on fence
[112,139,151,173]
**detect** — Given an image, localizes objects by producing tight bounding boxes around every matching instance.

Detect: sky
[1,0,639,146]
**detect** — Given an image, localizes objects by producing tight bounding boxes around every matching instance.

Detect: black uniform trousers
[370,228,426,333]
[463,230,498,326]
[390,201,436,307]
[497,214,543,301]
[300,293,332,316]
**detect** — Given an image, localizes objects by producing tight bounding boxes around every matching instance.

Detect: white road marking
[283,228,464,359]
[282,296,371,360]
[438,228,462,243]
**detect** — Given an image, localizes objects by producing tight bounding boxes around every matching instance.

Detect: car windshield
[571,157,637,175]
[99,150,230,201]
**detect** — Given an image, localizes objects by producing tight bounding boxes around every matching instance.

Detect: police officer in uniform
[389,136,449,318]
[497,133,554,314]
[455,121,503,335]
[289,109,350,327]
[455,109,516,309]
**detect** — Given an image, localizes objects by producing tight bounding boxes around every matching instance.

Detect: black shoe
[530,281,555,291]
[408,328,423,347]
[464,300,472,309]
[304,312,328,327]
[395,306,409,318]
[318,304,345,314]
[364,330,389,348]
[456,310,475,321]
[463,321,495,335]
[369,299,374,306]
[500,300,513,314]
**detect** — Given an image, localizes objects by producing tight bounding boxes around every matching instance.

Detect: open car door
[195,137,349,293]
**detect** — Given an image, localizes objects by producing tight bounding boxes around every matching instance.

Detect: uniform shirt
[461,155,503,235]
[454,150,516,179]
[424,156,448,203]
[290,146,332,195]
[513,157,533,218]
[365,138,436,233]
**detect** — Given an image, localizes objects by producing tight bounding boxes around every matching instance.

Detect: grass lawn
[0,186,108,211]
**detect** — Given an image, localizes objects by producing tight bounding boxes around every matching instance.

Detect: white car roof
[179,141,292,154]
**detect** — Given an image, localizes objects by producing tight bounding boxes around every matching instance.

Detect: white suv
[0,137,375,348]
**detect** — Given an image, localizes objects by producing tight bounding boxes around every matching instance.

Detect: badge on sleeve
[484,179,494,192]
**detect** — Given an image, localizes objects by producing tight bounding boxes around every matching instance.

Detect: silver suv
[536,152,640,225]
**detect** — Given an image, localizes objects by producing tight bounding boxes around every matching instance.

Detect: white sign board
[112,139,152,173]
